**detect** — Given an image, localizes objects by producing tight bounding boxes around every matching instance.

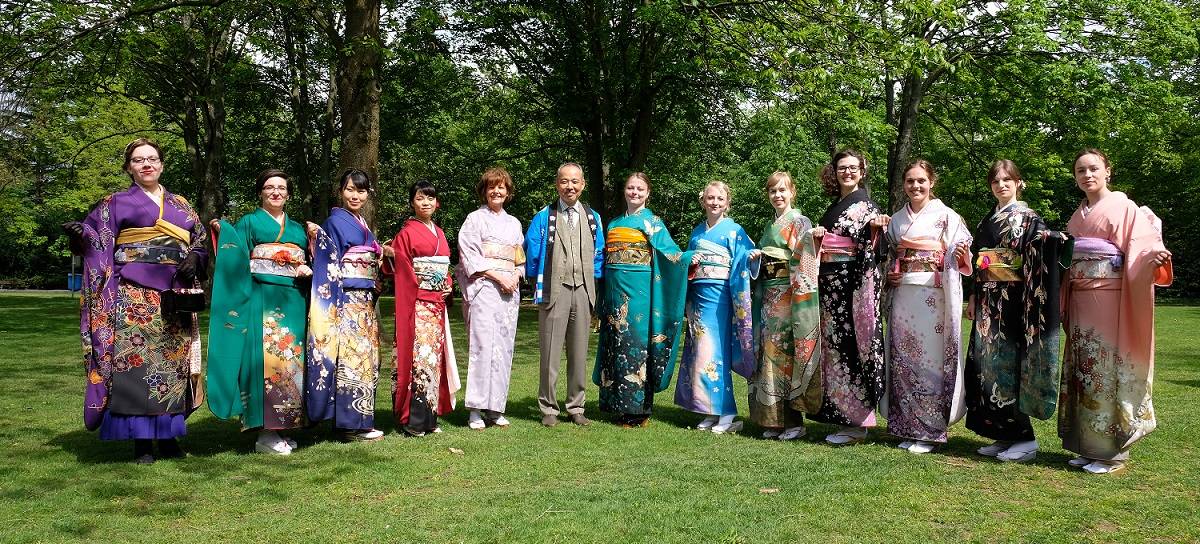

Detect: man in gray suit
[523,163,604,426]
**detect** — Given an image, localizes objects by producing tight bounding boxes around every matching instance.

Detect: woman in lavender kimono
[964,160,1071,463]
[676,181,755,434]
[208,169,313,456]
[882,160,973,454]
[809,149,887,446]
[456,168,524,430]
[64,138,208,464]
[305,169,385,442]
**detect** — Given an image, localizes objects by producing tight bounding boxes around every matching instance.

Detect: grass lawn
[0,291,1197,543]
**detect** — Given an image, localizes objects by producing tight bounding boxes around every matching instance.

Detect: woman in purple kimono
[64,138,208,464]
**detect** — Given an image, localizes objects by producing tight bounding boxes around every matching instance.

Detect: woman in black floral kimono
[964,160,1071,463]
[808,149,888,445]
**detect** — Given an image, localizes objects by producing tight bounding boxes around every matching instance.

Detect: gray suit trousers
[537,284,592,416]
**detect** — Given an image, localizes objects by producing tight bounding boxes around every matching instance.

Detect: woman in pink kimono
[456,167,524,430]
[882,160,973,455]
[1059,148,1172,474]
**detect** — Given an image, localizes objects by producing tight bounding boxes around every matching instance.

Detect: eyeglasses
[130,157,161,165]
[836,166,861,173]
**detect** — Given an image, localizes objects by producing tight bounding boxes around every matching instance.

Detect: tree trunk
[886,72,924,212]
[337,0,381,224]
[581,119,610,219]
[282,9,314,220]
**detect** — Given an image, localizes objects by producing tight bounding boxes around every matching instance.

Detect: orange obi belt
[251,243,307,277]
[605,227,651,266]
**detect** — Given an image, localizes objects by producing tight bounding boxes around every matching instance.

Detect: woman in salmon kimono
[676,181,755,434]
[882,160,973,455]
[457,168,523,430]
[747,172,821,441]
[386,180,459,437]
[594,173,692,428]
[1059,148,1172,474]
[809,149,887,446]
[208,169,312,455]
[964,160,1072,463]
[306,169,385,442]
[64,138,207,464]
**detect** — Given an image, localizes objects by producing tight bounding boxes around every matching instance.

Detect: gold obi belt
[977,248,1023,282]
[693,252,732,281]
[605,227,651,266]
[413,256,451,291]
[114,235,189,265]
[820,232,857,263]
[482,242,525,271]
[341,245,379,280]
[251,243,307,277]
[895,237,945,274]
[1070,237,1123,280]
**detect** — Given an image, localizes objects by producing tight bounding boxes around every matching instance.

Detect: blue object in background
[67,273,83,292]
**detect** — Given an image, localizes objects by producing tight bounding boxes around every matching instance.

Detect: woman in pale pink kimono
[882,160,973,455]
[456,167,524,430]
[1059,148,1172,474]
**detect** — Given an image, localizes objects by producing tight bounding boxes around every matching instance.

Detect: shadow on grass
[48,406,410,464]
[1163,378,1200,388]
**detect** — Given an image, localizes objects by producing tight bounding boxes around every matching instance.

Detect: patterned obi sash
[759,247,790,279]
[341,245,379,280]
[977,247,1023,282]
[693,238,731,281]
[413,256,451,291]
[482,241,525,271]
[605,227,651,266]
[114,234,189,266]
[895,237,945,274]
[250,243,307,277]
[1070,237,1123,279]
[820,232,857,263]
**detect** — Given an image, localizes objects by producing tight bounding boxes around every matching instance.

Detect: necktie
[565,206,576,226]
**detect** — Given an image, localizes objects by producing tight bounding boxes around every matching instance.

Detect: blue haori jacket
[523,201,604,304]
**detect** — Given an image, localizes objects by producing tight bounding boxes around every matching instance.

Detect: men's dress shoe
[570,413,591,426]
[542,414,559,427]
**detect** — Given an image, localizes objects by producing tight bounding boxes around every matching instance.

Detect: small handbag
[161,288,207,314]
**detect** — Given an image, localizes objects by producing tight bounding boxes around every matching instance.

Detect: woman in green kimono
[748,172,822,441]
[594,172,693,427]
[208,169,312,455]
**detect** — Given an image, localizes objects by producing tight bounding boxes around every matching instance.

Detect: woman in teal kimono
[748,172,822,441]
[676,181,755,434]
[594,173,693,428]
[208,169,311,455]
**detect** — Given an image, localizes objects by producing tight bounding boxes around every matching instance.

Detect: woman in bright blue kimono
[594,173,693,428]
[676,181,755,434]
[305,169,385,442]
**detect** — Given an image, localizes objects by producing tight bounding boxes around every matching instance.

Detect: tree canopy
[1,0,1197,296]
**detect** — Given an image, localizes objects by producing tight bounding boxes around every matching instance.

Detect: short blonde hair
[698,180,732,206]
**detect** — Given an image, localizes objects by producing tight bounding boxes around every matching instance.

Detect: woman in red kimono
[385,181,460,436]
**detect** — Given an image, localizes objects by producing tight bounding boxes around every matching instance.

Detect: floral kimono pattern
[1059,192,1171,461]
[883,199,972,443]
[810,188,885,428]
[675,217,755,416]
[749,209,822,428]
[965,202,1072,442]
